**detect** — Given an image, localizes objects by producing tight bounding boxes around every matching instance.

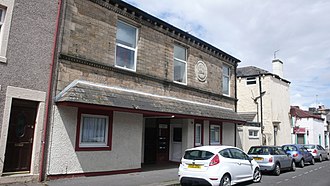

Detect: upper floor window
[246,77,256,85]
[115,21,138,71]
[222,65,230,96]
[0,8,5,32]
[173,45,187,84]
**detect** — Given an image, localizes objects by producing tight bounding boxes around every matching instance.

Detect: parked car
[247,146,295,176]
[178,146,262,186]
[303,144,329,162]
[282,144,315,167]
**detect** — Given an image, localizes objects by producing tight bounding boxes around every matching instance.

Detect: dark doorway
[297,134,305,144]
[144,118,170,164]
[4,99,38,173]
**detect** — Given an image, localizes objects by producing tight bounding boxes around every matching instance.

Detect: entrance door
[4,99,38,173]
[157,120,169,162]
[297,134,305,144]
[171,124,182,162]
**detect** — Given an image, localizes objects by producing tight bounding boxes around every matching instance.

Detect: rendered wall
[296,118,324,146]
[237,75,291,146]
[47,106,143,175]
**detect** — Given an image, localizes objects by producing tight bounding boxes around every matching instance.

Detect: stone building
[237,59,291,147]
[46,0,244,178]
[0,0,58,183]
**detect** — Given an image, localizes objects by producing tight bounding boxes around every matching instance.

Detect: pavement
[0,168,180,186]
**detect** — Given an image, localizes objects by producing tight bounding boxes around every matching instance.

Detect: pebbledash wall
[46,0,241,176]
[0,0,57,183]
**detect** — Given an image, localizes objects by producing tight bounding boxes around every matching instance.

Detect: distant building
[308,105,330,148]
[237,59,291,146]
[290,106,325,145]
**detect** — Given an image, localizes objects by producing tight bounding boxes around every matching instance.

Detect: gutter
[39,0,62,181]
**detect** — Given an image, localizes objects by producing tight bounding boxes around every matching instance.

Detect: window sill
[248,136,259,139]
[75,146,111,151]
[0,56,7,63]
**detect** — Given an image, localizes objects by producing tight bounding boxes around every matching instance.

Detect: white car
[178,146,261,186]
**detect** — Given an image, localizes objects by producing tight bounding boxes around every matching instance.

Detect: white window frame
[173,45,187,85]
[195,123,202,146]
[222,65,230,96]
[115,21,138,72]
[79,114,109,148]
[210,124,221,145]
[246,77,256,85]
[248,129,259,139]
[0,1,14,63]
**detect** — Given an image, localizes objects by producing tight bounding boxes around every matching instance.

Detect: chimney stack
[272,59,283,77]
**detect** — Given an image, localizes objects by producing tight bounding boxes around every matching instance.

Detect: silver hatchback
[303,144,329,162]
[248,146,295,176]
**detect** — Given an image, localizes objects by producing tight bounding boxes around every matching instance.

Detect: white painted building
[237,59,291,147]
[290,106,325,145]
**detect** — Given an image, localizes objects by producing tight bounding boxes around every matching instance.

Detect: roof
[55,80,246,123]
[237,66,290,84]
[93,0,240,64]
[238,112,257,122]
[290,106,324,121]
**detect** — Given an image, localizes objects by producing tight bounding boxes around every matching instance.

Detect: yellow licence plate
[188,164,201,169]
[253,157,264,161]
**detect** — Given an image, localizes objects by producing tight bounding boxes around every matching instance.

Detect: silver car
[248,146,295,176]
[303,144,329,162]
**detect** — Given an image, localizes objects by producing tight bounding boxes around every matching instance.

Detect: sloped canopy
[55,80,246,123]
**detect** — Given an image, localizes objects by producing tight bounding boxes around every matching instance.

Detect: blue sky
[124,0,330,110]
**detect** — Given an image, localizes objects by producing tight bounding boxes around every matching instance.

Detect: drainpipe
[234,63,238,147]
[39,0,62,182]
[259,73,265,145]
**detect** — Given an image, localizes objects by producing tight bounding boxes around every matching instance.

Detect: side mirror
[248,156,253,162]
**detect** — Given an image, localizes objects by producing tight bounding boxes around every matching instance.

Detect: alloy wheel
[253,168,262,182]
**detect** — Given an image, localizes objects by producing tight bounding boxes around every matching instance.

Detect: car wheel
[273,163,281,176]
[252,168,262,183]
[291,161,296,171]
[310,158,315,165]
[319,155,323,162]
[299,159,305,168]
[219,174,231,186]
[326,154,330,161]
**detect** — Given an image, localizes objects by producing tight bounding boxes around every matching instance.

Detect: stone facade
[57,0,238,109]
[47,0,242,177]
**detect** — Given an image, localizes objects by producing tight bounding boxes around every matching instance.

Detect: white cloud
[125,0,330,109]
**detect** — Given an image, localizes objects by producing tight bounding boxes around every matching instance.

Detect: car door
[276,147,290,168]
[317,145,327,159]
[300,147,311,162]
[229,148,253,181]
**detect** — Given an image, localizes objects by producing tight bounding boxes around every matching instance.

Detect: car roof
[185,145,238,154]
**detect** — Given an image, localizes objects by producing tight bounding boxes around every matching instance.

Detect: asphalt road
[237,160,330,186]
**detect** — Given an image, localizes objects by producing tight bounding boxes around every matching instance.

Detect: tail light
[269,157,273,163]
[293,153,298,157]
[313,149,317,154]
[209,154,220,166]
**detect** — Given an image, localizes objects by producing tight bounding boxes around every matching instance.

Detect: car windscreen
[282,145,298,151]
[248,147,271,155]
[303,145,315,149]
[183,150,214,160]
